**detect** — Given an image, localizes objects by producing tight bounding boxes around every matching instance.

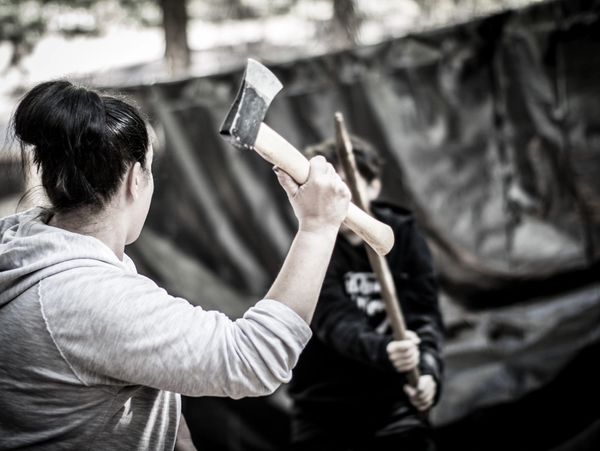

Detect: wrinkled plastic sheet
[123,0,600,303]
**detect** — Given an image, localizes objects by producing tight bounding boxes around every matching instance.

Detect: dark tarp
[1,0,599,449]
[126,0,600,302]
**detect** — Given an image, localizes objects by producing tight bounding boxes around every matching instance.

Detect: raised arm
[266,156,350,323]
[41,156,350,399]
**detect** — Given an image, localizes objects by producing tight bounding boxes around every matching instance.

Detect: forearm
[315,313,394,369]
[265,225,339,323]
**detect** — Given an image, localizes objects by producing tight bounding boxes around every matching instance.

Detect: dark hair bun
[13,80,149,211]
[14,81,103,149]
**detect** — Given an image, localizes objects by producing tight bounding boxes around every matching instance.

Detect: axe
[219,59,395,256]
[334,112,420,389]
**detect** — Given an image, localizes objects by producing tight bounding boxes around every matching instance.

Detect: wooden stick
[334,112,420,388]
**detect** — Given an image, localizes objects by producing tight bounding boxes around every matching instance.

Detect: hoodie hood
[0,208,133,308]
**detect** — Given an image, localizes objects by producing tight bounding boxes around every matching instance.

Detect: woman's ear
[126,161,143,201]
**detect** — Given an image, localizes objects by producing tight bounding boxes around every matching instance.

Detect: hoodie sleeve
[311,254,394,370]
[394,218,444,403]
[39,268,311,398]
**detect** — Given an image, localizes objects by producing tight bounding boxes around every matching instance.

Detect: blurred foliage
[0,0,303,69]
[0,0,161,68]
[0,0,544,70]
[413,0,545,16]
[0,1,45,67]
[332,0,361,44]
[191,0,300,21]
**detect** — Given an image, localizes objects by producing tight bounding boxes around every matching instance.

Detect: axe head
[220,59,283,150]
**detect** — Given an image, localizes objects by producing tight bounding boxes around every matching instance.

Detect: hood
[0,208,132,308]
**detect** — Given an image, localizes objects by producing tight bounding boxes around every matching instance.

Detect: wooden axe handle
[254,123,395,256]
[334,113,420,388]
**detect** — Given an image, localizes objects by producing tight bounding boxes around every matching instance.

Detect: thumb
[274,167,299,198]
[406,330,421,345]
[404,383,417,398]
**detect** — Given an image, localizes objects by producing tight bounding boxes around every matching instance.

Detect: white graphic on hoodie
[344,272,390,334]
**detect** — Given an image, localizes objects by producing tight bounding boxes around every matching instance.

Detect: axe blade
[219,59,283,150]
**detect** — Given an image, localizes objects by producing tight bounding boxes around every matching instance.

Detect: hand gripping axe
[219,59,395,256]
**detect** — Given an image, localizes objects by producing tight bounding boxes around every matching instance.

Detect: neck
[48,205,128,260]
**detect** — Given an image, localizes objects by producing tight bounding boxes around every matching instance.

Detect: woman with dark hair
[0,81,350,450]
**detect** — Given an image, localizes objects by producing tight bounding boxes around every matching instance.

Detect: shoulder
[39,265,181,324]
[371,201,431,260]
[371,201,415,232]
[39,265,191,359]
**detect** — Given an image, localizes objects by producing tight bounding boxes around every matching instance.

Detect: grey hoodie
[0,208,311,450]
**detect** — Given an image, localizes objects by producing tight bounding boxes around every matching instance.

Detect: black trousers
[290,400,436,451]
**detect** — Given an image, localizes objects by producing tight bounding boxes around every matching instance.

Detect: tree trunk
[159,0,190,76]
[225,0,255,19]
[332,0,361,45]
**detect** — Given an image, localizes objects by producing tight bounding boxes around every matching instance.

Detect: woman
[0,81,350,450]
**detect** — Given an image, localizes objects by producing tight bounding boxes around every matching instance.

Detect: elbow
[181,367,286,399]
[214,366,288,399]
[248,372,287,397]
[222,309,306,399]
[228,376,283,399]
[223,335,295,399]
[209,333,293,399]
[229,356,293,398]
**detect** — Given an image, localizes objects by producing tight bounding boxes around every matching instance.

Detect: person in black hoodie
[288,136,444,451]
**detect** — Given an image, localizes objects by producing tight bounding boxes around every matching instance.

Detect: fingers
[404,383,417,399]
[388,348,419,372]
[308,155,329,176]
[273,166,299,198]
[313,159,349,196]
[308,156,346,190]
[335,174,351,199]
[404,375,436,411]
[405,330,421,345]
[386,339,417,353]
[291,156,350,230]
[386,333,421,373]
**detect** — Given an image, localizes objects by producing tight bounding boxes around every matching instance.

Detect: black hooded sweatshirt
[288,202,444,411]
